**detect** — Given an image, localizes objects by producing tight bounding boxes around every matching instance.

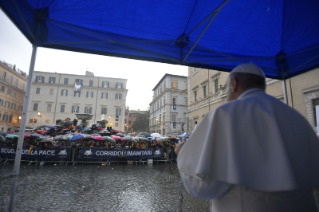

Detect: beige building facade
[0,61,27,132]
[27,71,127,131]
[149,74,188,136]
[188,67,319,134]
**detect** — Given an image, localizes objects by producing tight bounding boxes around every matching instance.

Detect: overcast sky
[0,10,188,111]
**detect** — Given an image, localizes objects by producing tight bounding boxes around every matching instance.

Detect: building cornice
[302,86,319,94]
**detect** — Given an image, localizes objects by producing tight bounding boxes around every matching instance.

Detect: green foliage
[132,111,150,133]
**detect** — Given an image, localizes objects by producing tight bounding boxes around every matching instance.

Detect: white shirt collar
[237,88,264,100]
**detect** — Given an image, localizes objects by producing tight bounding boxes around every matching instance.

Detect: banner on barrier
[79,148,163,159]
[0,146,71,159]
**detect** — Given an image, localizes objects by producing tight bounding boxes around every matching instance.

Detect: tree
[132,111,150,133]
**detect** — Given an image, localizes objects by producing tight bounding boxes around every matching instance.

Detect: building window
[61,89,68,96]
[129,121,131,124]
[194,90,197,102]
[172,114,176,122]
[115,123,119,127]
[36,88,41,94]
[203,85,207,98]
[47,103,52,112]
[33,103,38,111]
[0,99,3,106]
[10,75,13,84]
[75,79,83,84]
[18,105,23,111]
[89,80,93,87]
[214,78,219,93]
[35,76,45,83]
[116,82,123,89]
[9,115,13,122]
[15,79,19,87]
[5,101,10,108]
[14,91,17,98]
[7,88,12,95]
[21,94,24,100]
[115,93,122,100]
[49,88,54,95]
[172,81,177,88]
[101,92,108,99]
[74,91,81,97]
[2,71,7,80]
[11,103,16,109]
[2,114,9,122]
[313,98,319,127]
[49,77,56,84]
[29,119,37,123]
[60,105,65,113]
[86,91,94,98]
[85,106,92,114]
[22,82,25,90]
[0,85,5,92]
[72,105,80,113]
[64,78,69,85]
[102,81,109,88]
[101,107,107,114]
[116,108,121,116]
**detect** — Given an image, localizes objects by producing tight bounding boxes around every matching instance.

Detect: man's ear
[231,77,238,92]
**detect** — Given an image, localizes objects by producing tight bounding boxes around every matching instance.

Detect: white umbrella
[151,133,162,138]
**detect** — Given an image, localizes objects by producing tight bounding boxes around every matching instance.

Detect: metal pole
[282,79,288,105]
[9,45,37,212]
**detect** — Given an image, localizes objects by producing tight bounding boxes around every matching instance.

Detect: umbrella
[103,136,115,143]
[66,134,73,140]
[0,135,5,141]
[47,126,57,129]
[106,123,113,127]
[36,125,50,129]
[70,133,85,140]
[92,136,105,141]
[111,135,121,141]
[5,134,19,138]
[63,121,73,127]
[178,132,190,137]
[29,133,43,138]
[82,128,91,132]
[151,133,162,138]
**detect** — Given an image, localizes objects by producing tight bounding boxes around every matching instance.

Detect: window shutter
[66,90,68,96]
[101,93,103,99]
[72,106,74,113]
[106,93,108,99]
[76,106,79,113]
[61,90,63,95]
[86,91,88,98]
[91,92,94,98]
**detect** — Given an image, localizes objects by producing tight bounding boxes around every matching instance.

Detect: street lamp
[18,116,21,124]
[38,112,42,117]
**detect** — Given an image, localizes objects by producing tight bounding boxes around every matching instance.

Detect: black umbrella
[0,135,5,141]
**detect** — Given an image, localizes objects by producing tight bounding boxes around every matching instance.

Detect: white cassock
[177,88,319,211]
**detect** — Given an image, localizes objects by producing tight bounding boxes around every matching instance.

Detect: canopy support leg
[282,79,288,105]
[9,45,37,212]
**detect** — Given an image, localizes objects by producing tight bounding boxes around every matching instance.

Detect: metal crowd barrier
[0,146,177,165]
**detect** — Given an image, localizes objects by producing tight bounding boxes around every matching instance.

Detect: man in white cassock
[177,63,319,212]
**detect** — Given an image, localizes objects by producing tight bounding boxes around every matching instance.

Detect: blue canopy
[1,0,319,79]
[178,132,190,137]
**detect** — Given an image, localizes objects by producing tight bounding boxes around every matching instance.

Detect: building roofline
[33,70,127,81]
[152,73,187,91]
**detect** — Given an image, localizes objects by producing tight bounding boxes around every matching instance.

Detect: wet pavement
[0,162,209,212]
